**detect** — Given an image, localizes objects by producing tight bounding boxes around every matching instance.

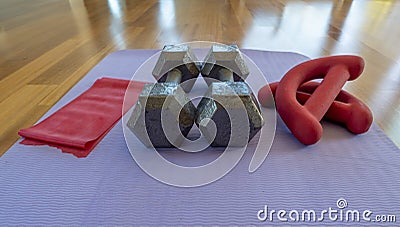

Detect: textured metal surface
[196,82,264,147]
[128,44,200,148]
[152,45,200,92]
[201,44,249,86]
[198,44,262,147]
[127,82,196,148]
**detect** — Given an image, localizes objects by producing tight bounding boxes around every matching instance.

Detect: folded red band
[18,77,146,158]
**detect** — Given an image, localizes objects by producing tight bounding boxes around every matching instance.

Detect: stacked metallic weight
[127,44,264,148]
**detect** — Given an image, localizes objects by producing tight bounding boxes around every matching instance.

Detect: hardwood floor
[0,0,399,155]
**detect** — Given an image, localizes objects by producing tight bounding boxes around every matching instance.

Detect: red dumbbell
[258,56,372,145]
[260,81,373,134]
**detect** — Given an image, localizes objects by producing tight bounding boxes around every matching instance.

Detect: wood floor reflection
[0,0,399,155]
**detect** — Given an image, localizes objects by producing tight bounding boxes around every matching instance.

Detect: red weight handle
[259,82,373,135]
[266,56,364,145]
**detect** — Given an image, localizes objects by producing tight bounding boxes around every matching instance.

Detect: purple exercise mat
[0,49,399,226]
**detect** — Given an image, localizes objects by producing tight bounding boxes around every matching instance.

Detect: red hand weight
[259,56,367,145]
[259,81,372,135]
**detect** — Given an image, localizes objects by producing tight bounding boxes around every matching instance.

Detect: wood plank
[0,85,56,155]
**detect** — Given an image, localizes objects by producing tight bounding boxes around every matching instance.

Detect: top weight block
[152,45,200,92]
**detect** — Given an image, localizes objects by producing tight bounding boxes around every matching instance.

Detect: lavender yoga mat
[0,49,399,226]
